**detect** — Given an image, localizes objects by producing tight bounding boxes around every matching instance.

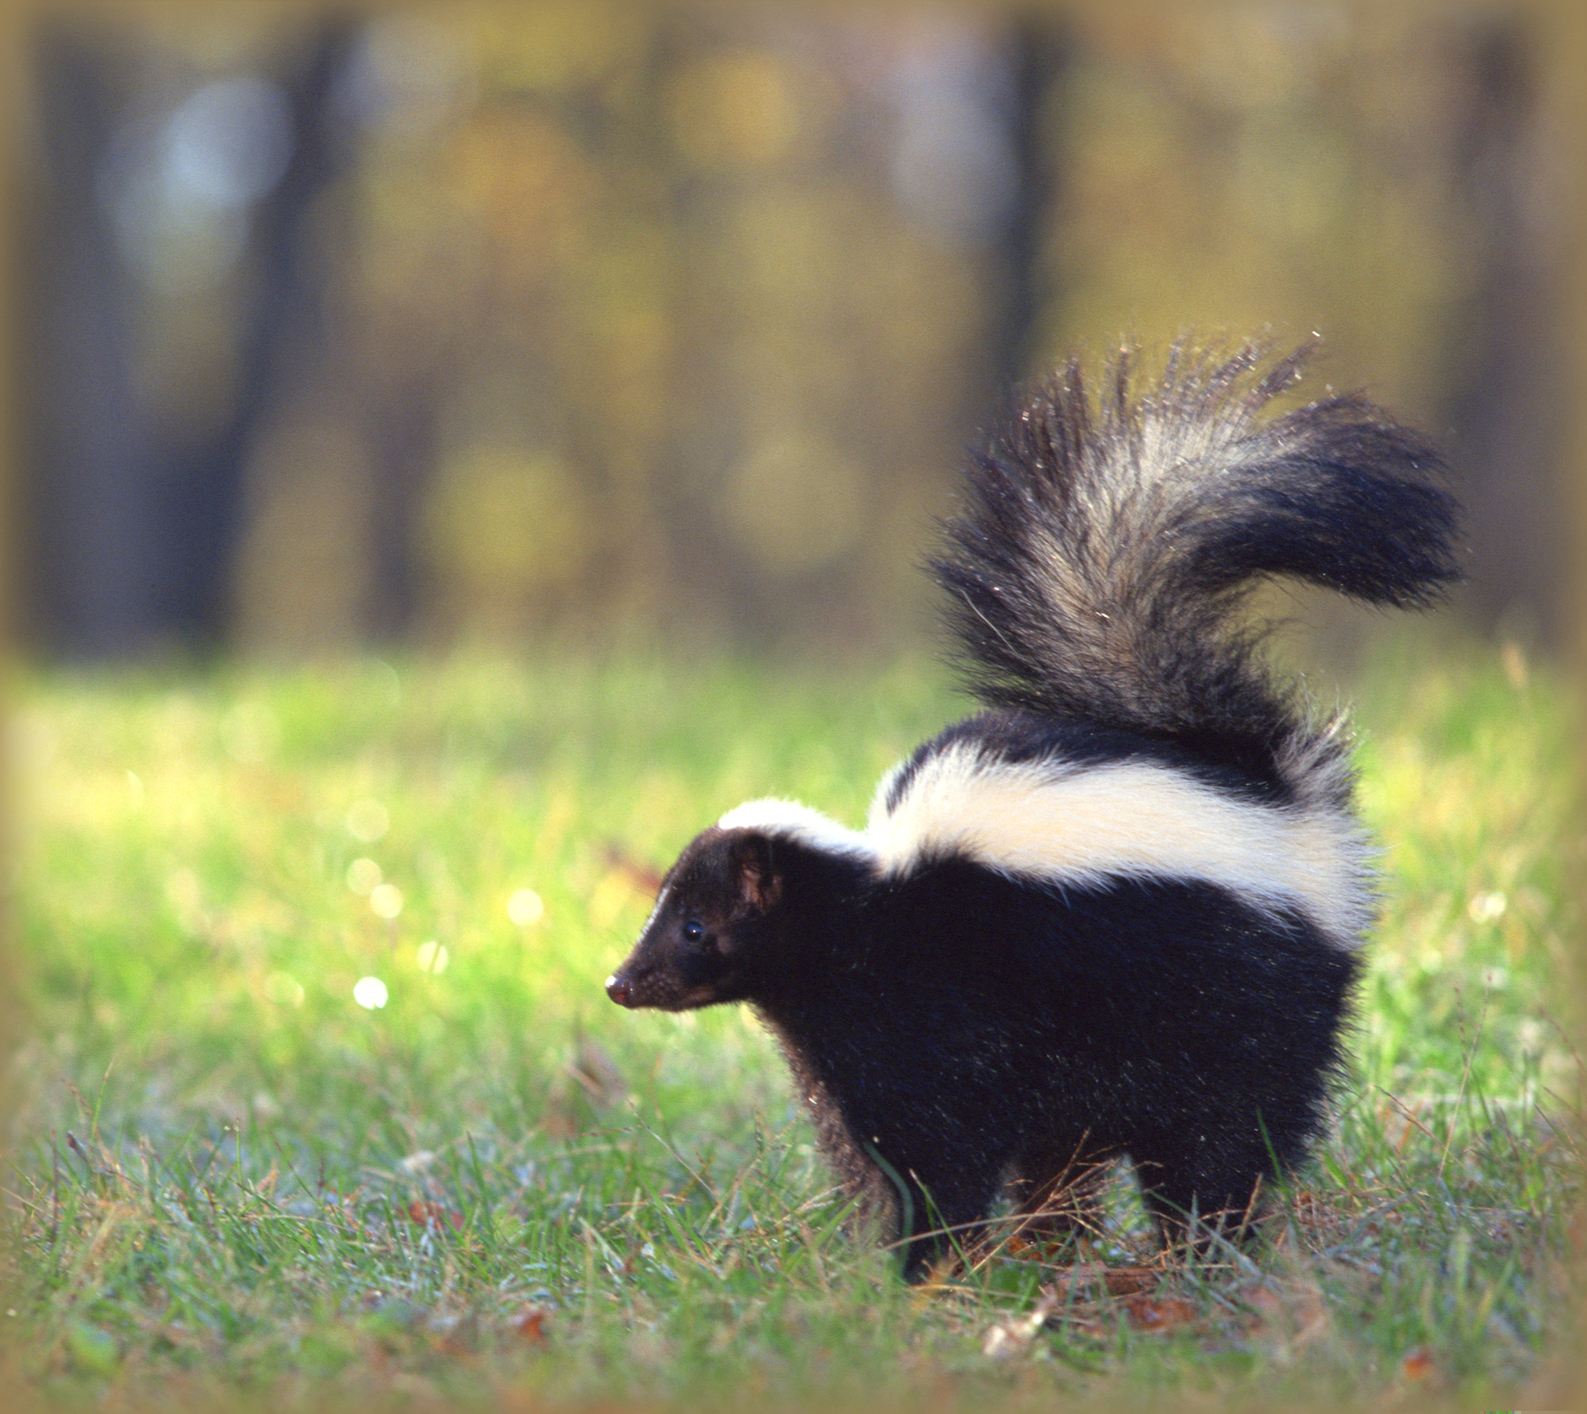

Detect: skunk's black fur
[606,341,1459,1280]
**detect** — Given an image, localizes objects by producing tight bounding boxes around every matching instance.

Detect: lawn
[1,639,1580,1411]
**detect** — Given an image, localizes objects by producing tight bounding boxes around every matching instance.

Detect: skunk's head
[605,826,782,1012]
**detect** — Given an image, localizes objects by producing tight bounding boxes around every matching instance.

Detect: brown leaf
[407,1200,462,1230]
[1123,1294,1201,1333]
[511,1304,550,1344]
[1004,1232,1076,1262]
[1401,1346,1436,1381]
[1047,1262,1161,1297]
[1101,1265,1162,1297]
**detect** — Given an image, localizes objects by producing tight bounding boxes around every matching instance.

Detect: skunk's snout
[605,972,636,1007]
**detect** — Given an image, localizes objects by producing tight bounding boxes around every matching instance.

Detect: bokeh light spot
[1468,890,1507,923]
[507,888,545,926]
[370,882,404,919]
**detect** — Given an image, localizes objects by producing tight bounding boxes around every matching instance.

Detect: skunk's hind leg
[888,1148,1012,1282]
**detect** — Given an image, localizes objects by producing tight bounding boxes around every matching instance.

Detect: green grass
[2,641,1580,1411]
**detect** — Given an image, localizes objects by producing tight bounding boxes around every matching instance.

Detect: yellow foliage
[667,49,805,172]
[719,434,868,577]
[420,444,594,592]
[450,108,601,285]
[464,0,645,94]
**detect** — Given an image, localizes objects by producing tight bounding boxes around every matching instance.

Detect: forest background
[8,0,1584,667]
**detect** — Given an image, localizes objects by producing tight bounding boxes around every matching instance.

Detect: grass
[1,638,1580,1411]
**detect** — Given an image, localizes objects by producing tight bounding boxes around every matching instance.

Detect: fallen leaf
[407,1200,463,1230]
[1101,1265,1161,1296]
[1048,1262,1160,1297]
[512,1304,550,1343]
[1401,1346,1436,1381]
[1123,1294,1200,1333]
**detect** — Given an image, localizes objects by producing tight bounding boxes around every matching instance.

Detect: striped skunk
[605,341,1459,1280]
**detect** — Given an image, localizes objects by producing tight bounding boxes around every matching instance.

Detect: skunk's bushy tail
[933,341,1460,757]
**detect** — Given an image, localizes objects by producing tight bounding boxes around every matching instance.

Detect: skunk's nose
[605,972,635,1007]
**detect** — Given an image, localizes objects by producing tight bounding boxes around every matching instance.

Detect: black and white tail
[933,341,1461,762]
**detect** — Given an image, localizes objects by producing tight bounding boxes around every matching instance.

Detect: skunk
[605,341,1459,1280]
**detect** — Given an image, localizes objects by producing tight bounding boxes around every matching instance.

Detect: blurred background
[9,1,1583,665]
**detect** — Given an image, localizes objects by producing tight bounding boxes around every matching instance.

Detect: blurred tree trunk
[19,18,356,660]
[157,20,358,651]
[984,15,1069,398]
[19,28,153,658]
[1439,14,1567,648]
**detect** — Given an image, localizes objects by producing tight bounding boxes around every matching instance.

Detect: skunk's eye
[681,919,706,943]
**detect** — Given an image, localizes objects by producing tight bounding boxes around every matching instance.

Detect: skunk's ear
[729,832,780,912]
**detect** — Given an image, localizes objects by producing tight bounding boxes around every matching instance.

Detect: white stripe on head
[637,882,672,938]
[866,745,1373,948]
[717,798,877,863]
